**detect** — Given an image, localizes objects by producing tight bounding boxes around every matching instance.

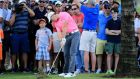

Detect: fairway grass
[0,72,140,79]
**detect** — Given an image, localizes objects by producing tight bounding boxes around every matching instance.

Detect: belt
[83,29,96,32]
[66,29,79,36]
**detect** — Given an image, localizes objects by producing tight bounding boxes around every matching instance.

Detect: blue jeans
[75,45,84,71]
[63,32,80,73]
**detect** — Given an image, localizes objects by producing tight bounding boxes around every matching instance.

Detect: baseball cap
[65,5,72,11]
[55,1,62,6]
[103,0,109,3]
[104,3,111,9]
[47,12,55,22]
[18,0,26,3]
[80,0,88,4]
[39,19,46,23]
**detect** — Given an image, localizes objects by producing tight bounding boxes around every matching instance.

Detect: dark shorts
[10,32,30,54]
[3,31,11,52]
[105,42,121,54]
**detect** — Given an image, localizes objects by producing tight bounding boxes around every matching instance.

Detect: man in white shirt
[2,0,12,71]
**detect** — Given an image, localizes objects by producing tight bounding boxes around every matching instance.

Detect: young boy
[105,8,121,74]
[0,29,4,74]
[35,18,52,74]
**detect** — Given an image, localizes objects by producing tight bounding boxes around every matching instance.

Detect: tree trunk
[117,0,140,77]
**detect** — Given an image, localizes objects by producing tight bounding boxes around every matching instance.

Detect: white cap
[80,0,88,3]
[81,0,96,4]
[102,0,109,3]
[18,0,26,3]
[55,1,62,6]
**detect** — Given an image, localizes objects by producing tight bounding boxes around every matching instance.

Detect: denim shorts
[10,32,30,54]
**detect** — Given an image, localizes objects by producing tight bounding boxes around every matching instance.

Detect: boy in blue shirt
[35,19,52,74]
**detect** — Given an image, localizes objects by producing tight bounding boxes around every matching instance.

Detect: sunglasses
[105,7,110,9]
[71,8,77,11]
[39,1,45,3]
[56,5,61,7]
[0,1,3,3]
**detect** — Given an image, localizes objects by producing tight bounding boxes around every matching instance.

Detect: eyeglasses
[47,8,52,10]
[39,1,45,3]
[71,8,77,11]
[4,2,8,4]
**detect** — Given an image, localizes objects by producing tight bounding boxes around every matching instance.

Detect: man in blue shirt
[9,2,35,72]
[73,0,99,73]
[95,3,112,74]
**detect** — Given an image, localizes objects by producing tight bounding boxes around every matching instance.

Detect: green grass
[0,73,140,79]
[136,6,140,13]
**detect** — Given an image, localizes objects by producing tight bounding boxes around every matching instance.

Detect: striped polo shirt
[13,10,29,33]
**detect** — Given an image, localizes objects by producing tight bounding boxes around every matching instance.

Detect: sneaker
[43,68,47,73]
[95,69,102,74]
[0,72,4,75]
[64,73,76,78]
[90,71,95,73]
[84,70,89,73]
[11,68,17,73]
[7,65,12,70]
[34,72,38,75]
[74,69,81,75]
[59,73,67,77]
[51,68,58,74]
[106,70,115,74]
[0,71,4,75]
[23,68,30,73]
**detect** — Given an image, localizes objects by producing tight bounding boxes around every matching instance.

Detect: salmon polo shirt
[52,12,78,33]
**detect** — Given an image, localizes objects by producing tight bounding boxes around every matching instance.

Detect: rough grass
[0,73,140,79]
[137,5,140,13]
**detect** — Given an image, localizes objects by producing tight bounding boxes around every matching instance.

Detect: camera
[15,3,24,13]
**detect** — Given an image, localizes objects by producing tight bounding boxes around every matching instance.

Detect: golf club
[47,45,63,75]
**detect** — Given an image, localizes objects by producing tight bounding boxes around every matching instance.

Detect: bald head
[87,0,95,5]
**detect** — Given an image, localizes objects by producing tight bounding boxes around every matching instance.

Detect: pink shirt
[52,12,78,33]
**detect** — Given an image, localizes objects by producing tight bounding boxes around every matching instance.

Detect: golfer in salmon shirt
[51,12,80,78]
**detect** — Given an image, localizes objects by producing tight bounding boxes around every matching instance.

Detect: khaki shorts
[96,38,107,55]
[79,31,97,53]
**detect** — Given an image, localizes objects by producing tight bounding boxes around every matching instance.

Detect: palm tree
[117,0,139,76]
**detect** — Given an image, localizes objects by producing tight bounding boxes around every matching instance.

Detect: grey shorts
[52,32,63,53]
[79,31,97,53]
